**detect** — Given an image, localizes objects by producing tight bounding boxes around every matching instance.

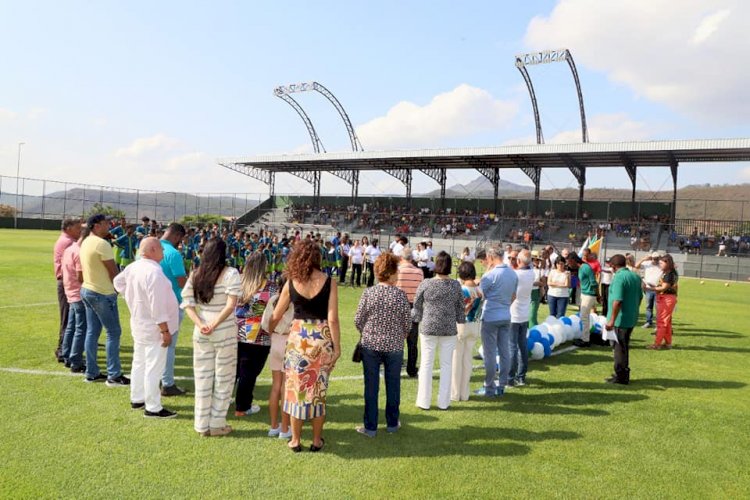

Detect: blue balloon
[546,333,555,347]
[538,335,552,357]
[561,317,572,326]
[528,327,543,344]
[527,337,536,353]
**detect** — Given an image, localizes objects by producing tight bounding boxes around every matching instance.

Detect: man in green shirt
[572,253,600,348]
[605,254,643,385]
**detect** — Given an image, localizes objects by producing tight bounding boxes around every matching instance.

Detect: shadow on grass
[673,328,746,339]
[532,378,746,391]
[322,425,581,459]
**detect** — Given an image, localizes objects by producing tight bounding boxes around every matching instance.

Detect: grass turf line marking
[0,346,578,381]
[0,301,57,309]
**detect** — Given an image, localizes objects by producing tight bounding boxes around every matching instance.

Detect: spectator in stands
[451,261,482,402]
[646,254,678,350]
[364,238,381,287]
[80,214,128,386]
[182,239,242,437]
[636,252,662,329]
[269,239,341,452]
[53,218,83,362]
[159,223,188,397]
[113,237,178,419]
[477,244,517,398]
[60,223,88,372]
[234,252,275,417]
[354,253,411,437]
[573,253,599,348]
[413,251,465,410]
[547,257,571,319]
[604,254,643,385]
[509,249,534,387]
[396,247,424,378]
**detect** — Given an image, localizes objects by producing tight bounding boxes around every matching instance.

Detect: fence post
[42,180,46,220]
[136,190,140,220]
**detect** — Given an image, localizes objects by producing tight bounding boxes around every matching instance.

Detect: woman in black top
[646,253,678,350]
[270,239,341,452]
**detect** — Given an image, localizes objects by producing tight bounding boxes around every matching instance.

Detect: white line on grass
[0,301,57,309]
[0,346,579,382]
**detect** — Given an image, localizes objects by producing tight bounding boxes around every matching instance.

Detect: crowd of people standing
[52,214,680,449]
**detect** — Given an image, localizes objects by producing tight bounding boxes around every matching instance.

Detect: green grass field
[1,229,748,499]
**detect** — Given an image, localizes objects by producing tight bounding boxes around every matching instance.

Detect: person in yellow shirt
[80,214,129,386]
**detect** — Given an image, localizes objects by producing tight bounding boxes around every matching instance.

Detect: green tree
[0,204,16,217]
[85,203,126,219]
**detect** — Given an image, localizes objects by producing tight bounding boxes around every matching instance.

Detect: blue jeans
[644,290,656,325]
[480,319,511,392]
[509,322,528,383]
[81,288,122,379]
[548,295,569,318]
[162,309,184,387]
[362,347,402,432]
[61,300,87,368]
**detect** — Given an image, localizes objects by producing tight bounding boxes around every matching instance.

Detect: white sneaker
[248,403,261,415]
[278,429,292,439]
[268,426,281,437]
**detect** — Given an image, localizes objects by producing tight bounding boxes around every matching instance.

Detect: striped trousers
[193,336,238,433]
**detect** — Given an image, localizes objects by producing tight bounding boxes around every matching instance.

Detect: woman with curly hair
[646,253,679,350]
[269,239,341,452]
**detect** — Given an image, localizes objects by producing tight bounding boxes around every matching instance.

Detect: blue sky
[1,0,748,197]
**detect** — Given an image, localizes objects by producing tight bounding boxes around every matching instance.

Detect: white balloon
[564,325,575,342]
[544,315,557,326]
[551,324,566,347]
[530,342,545,360]
[535,323,550,336]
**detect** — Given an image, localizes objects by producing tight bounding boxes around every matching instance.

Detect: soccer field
[1,229,748,499]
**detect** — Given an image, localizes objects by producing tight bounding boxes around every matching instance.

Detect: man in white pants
[114,237,179,419]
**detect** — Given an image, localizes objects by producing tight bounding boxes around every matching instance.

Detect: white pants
[580,294,598,342]
[193,338,238,433]
[416,334,457,410]
[451,322,480,401]
[130,338,167,413]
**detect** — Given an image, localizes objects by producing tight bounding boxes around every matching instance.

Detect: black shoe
[161,384,187,397]
[573,340,591,348]
[70,365,86,373]
[64,361,71,368]
[407,372,418,379]
[131,402,145,410]
[106,375,130,387]
[57,356,65,364]
[144,408,177,419]
[85,373,107,383]
[288,441,303,453]
[310,438,325,453]
[605,376,629,385]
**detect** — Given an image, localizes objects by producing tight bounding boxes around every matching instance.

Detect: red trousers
[655,294,677,346]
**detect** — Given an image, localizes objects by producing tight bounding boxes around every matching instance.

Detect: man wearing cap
[605,254,643,385]
[114,237,178,419]
[80,214,128,386]
[636,252,662,329]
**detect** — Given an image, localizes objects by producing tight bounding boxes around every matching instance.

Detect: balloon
[526,337,536,353]
[546,333,555,348]
[535,323,550,336]
[551,324,566,347]
[563,325,575,342]
[544,315,557,326]
[528,327,543,344]
[560,316,572,327]
[530,342,544,360]
[538,336,553,357]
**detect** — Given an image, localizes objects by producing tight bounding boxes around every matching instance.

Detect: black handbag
[352,341,363,363]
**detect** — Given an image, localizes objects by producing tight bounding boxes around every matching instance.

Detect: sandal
[646,344,662,350]
[209,425,233,437]
[310,438,325,452]
[288,441,303,453]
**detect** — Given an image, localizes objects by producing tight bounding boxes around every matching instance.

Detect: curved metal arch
[515,58,544,145]
[563,50,589,143]
[273,91,325,153]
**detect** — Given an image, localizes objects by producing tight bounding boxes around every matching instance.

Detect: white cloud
[356,84,518,149]
[549,113,651,143]
[115,133,180,158]
[26,108,47,120]
[524,0,750,123]
[164,151,209,173]
[0,108,18,121]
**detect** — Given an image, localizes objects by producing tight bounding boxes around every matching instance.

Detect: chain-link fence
[0,175,267,227]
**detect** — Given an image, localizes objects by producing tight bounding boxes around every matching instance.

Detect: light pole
[14,142,25,229]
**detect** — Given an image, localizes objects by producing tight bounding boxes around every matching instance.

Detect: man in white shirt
[389,234,401,253]
[364,238,382,287]
[392,236,406,256]
[113,237,179,419]
[636,252,662,328]
[509,249,535,387]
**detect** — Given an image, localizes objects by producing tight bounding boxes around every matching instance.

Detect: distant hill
[424,175,749,220]
[0,188,260,221]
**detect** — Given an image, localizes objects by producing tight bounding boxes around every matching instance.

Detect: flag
[588,237,603,256]
[577,236,590,258]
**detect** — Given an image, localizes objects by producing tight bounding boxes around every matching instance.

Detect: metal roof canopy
[218,138,750,220]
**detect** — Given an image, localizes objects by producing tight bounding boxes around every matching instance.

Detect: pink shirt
[61,242,83,303]
[54,232,76,279]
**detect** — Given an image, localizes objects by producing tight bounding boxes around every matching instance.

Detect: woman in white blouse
[364,238,382,287]
[348,239,365,287]
[546,256,571,318]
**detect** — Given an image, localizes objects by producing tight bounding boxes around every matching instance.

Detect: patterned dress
[284,276,335,420]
